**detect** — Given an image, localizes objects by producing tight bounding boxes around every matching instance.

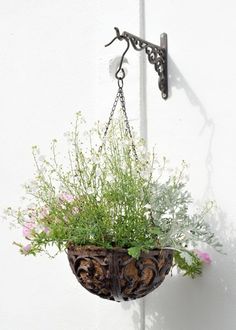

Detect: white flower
[87,187,93,194]
[161,210,172,218]
[144,211,151,219]
[140,169,151,179]
[144,204,151,209]
[106,174,114,182]
[34,224,44,234]
[27,181,39,193]
[91,155,99,165]
[38,155,46,162]
[95,168,102,176]
[28,203,37,209]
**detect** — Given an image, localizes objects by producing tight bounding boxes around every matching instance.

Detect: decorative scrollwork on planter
[67,245,173,302]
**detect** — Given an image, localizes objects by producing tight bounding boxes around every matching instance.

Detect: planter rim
[67,244,173,255]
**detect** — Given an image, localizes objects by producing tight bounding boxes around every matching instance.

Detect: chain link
[98,89,120,153]
[99,80,139,162]
[118,87,139,162]
[103,89,120,138]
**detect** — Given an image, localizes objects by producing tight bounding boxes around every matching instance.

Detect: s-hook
[105,27,168,100]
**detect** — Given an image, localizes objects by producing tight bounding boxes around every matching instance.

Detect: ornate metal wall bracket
[106,27,168,100]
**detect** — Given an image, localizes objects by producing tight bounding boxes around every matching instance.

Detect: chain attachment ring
[117,78,124,89]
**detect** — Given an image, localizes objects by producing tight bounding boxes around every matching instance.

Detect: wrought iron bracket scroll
[109,27,168,100]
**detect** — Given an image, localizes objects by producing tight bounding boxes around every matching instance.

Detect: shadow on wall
[144,213,236,330]
[168,56,215,199]
[122,58,236,330]
[144,58,236,330]
[121,214,236,330]
[120,301,143,330]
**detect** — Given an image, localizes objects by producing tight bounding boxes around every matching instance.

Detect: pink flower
[72,206,80,215]
[39,206,49,219]
[22,221,35,239]
[43,227,50,234]
[194,249,212,264]
[22,244,31,255]
[59,192,75,203]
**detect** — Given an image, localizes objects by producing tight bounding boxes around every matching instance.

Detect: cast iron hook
[105,26,168,99]
[105,27,130,80]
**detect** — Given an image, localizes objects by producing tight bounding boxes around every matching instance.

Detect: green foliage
[174,251,203,278]
[150,168,222,252]
[6,111,222,278]
[128,246,143,259]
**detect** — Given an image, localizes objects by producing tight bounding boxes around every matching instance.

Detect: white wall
[0,1,236,330]
[145,1,236,330]
[0,1,142,329]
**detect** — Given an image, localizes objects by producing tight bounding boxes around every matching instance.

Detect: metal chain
[98,89,120,153]
[98,79,139,163]
[90,90,121,181]
[118,87,139,162]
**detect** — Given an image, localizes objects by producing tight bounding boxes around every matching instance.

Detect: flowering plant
[6,112,222,278]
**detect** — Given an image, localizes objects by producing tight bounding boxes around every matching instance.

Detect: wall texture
[0,1,236,329]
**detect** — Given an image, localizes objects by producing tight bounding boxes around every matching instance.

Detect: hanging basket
[67,245,173,301]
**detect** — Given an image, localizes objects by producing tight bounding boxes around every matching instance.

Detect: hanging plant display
[6,109,222,301]
[6,28,222,302]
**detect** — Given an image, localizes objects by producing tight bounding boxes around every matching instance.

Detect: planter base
[67,245,173,302]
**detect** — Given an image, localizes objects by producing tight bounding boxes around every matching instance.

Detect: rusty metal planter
[67,245,173,302]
